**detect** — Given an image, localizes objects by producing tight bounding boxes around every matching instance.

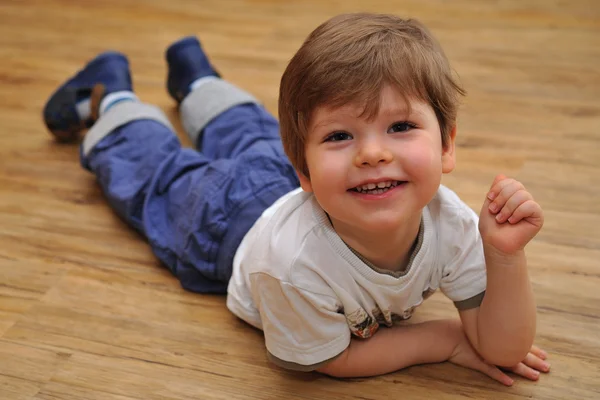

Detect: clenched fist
[479,174,544,254]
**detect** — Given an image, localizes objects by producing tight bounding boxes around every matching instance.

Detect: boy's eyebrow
[311,105,424,131]
[381,106,420,117]
[311,118,339,130]
[310,111,353,130]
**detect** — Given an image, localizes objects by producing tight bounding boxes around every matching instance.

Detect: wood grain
[1,0,599,398]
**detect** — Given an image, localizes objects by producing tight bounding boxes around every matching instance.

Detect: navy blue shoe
[43,51,132,142]
[166,36,219,103]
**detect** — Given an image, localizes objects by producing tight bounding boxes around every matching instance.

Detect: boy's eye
[388,122,416,133]
[325,132,352,142]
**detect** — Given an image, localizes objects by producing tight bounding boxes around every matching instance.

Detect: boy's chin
[335,214,414,235]
[361,219,409,234]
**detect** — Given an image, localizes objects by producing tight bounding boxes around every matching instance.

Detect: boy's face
[298,84,456,236]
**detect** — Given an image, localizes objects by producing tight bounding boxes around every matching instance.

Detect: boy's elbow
[475,324,536,367]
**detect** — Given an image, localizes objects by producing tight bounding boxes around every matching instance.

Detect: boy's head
[278,13,465,178]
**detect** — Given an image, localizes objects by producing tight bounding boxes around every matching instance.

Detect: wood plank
[0,0,599,398]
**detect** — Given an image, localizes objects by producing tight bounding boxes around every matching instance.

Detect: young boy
[43,13,549,385]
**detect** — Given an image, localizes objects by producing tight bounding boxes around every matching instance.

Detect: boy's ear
[297,170,313,192]
[441,125,457,174]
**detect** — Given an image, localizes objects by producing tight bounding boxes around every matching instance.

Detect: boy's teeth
[356,180,400,192]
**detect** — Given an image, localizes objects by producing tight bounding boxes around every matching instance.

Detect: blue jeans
[82,103,299,293]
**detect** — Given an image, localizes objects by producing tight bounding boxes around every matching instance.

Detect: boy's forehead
[310,91,427,127]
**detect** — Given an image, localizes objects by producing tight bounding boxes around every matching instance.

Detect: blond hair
[278,13,466,177]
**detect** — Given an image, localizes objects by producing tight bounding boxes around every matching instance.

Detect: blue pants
[82,103,299,293]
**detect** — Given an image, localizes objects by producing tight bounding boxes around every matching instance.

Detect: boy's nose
[354,141,394,167]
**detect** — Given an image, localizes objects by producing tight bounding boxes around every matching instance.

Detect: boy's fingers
[530,345,548,360]
[490,174,507,190]
[496,190,532,223]
[488,180,524,213]
[510,362,541,381]
[486,176,513,202]
[523,353,551,373]
[478,363,514,386]
[507,200,544,226]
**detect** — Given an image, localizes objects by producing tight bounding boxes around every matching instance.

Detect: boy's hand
[479,174,544,254]
[449,322,550,386]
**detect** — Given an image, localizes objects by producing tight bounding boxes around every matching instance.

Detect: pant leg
[200,103,284,162]
[82,100,298,294]
[179,78,284,162]
[82,105,224,293]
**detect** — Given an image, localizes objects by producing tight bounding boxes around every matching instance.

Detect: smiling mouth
[350,180,405,194]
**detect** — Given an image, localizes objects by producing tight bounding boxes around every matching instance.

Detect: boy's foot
[166,36,219,103]
[43,52,132,142]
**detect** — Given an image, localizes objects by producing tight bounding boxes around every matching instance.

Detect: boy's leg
[44,48,298,295]
[166,37,285,161]
[44,52,235,293]
[81,107,235,294]
[161,38,299,288]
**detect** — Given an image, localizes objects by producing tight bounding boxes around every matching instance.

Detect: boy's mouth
[350,180,405,195]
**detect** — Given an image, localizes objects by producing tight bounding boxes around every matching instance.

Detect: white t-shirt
[226,185,487,370]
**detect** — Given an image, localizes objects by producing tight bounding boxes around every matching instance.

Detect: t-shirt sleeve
[439,205,487,308]
[250,272,350,370]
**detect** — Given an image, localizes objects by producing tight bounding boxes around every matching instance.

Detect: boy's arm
[460,247,536,366]
[460,175,543,367]
[252,275,507,381]
[316,320,458,378]
[316,319,522,386]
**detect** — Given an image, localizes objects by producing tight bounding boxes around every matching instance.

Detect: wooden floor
[1,0,599,399]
